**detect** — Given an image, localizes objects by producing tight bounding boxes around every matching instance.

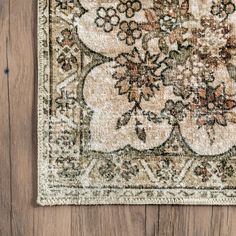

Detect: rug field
[38,0,236,205]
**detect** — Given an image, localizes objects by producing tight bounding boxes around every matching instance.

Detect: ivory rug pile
[38,0,236,205]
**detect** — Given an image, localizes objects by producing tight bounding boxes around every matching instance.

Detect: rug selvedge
[38,0,236,205]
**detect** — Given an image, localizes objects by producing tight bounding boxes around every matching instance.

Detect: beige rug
[38,0,236,205]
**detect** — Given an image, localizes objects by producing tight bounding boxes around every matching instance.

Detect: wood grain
[186,206,213,236]
[34,207,71,236]
[227,207,236,236]
[8,0,35,234]
[146,206,214,236]
[145,206,159,236]
[0,0,236,235]
[72,206,145,236]
[0,0,11,235]
[211,207,232,236]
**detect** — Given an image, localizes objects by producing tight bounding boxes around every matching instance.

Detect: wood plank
[145,206,159,236]
[186,206,212,236]
[211,207,231,236]
[8,0,72,235]
[155,206,213,236]
[32,0,72,234]
[34,207,71,236]
[71,206,145,236]
[0,0,11,235]
[155,206,178,236]
[227,207,236,236]
[8,0,35,235]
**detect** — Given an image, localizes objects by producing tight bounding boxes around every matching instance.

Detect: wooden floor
[1,0,236,235]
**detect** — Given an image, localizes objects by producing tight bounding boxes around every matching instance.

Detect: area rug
[38,0,236,205]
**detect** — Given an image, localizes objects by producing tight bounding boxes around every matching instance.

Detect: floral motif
[188,83,236,144]
[56,29,79,71]
[55,0,86,18]
[211,0,236,20]
[191,16,234,68]
[143,100,187,126]
[98,160,116,181]
[114,47,160,104]
[159,15,179,33]
[57,28,75,47]
[161,47,205,99]
[140,0,192,50]
[113,47,162,142]
[57,52,77,71]
[194,162,213,182]
[55,129,77,149]
[95,7,120,33]
[194,160,234,182]
[56,156,81,178]
[55,90,76,113]
[117,21,142,45]
[98,159,139,181]
[117,0,142,18]
[75,0,236,151]
[156,159,177,183]
[161,100,187,125]
[216,160,234,181]
[55,0,74,10]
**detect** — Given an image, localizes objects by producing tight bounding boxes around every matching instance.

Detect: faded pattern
[38,0,236,205]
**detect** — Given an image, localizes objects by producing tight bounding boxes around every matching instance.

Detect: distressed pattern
[38,0,236,205]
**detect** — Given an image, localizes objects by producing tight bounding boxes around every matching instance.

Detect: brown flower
[56,0,74,10]
[113,48,160,103]
[98,159,139,181]
[211,0,236,20]
[140,1,191,50]
[141,0,191,32]
[194,162,212,182]
[57,52,77,71]
[57,29,75,47]
[221,36,236,62]
[156,159,176,183]
[117,21,142,46]
[169,27,188,44]
[117,0,142,18]
[141,8,188,45]
[216,160,234,182]
[189,83,236,128]
[140,9,160,32]
[195,160,234,182]
[191,16,234,68]
[161,100,187,125]
[95,7,120,33]
[161,47,213,99]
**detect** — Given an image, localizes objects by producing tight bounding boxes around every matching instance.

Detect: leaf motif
[159,37,169,54]
[143,111,161,123]
[227,63,236,81]
[180,0,189,16]
[135,124,146,143]
[140,23,157,32]
[206,125,215,146]
[142,31,160,50]
[169,29,181,44]
[117,111,132,129]
[226,112,236,123]
[215,114,227,126]
[172,0,179,5]
[140,9,160,32]
[144,9,157,23]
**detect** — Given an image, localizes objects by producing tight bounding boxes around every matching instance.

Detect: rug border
[38,197,236,206]
[37,0,236,206]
